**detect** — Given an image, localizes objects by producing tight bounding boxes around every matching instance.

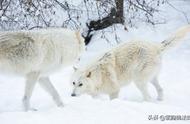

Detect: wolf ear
[73,66,78,71]
[86,72,91,78]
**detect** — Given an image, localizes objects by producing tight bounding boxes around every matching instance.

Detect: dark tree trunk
[115,0,124,24]
[84,0,124,45]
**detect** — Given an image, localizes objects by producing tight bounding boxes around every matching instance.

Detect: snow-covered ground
[0,0,190,124]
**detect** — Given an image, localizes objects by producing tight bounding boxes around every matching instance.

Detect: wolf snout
[71,93,76,97]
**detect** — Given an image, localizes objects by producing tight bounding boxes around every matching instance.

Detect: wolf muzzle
[71,93,76,97]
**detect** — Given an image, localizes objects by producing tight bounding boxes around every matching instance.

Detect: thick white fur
[71,25,190,101]
[0,28,85,111]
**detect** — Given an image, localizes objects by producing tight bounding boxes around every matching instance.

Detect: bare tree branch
[166,0,189,24]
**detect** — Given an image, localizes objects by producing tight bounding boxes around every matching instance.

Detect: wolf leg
[107,65,120,100]
[109,91,119,100]
[151,77,163,101]
[39,77,64,107]
[134,80,151,101]
[23,72,40,111]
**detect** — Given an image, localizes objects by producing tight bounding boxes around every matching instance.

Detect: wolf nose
[71,93,76,97]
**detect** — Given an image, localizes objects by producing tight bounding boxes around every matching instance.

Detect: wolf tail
[160,25,190,52]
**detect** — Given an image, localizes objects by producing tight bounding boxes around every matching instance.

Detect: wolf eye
[73,82,75,85]
[79,83,83,87]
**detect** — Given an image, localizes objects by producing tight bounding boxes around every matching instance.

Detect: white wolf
[71,25,190,101]
[0,28,85,111]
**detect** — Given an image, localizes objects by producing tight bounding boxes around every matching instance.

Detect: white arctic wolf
[0,28,85,111]
[71,25,190,101]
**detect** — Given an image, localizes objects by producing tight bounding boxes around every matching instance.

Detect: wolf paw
[157,97,163,101]
[24,107,38,112]
[57,101,64,107]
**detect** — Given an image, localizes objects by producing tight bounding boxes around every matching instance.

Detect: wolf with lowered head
[71,25,190,101]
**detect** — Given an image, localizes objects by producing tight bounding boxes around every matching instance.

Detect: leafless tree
[83,0,165,45]
[0,0,166,44]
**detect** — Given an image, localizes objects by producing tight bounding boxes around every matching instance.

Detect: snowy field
[0,0,190,124]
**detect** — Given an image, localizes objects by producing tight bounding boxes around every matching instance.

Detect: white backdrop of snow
[0,0,190,124]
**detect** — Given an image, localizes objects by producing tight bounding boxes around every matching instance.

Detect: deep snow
[0,0,190,124]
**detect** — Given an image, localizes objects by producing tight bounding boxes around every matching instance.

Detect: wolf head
[70,66,99,97]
